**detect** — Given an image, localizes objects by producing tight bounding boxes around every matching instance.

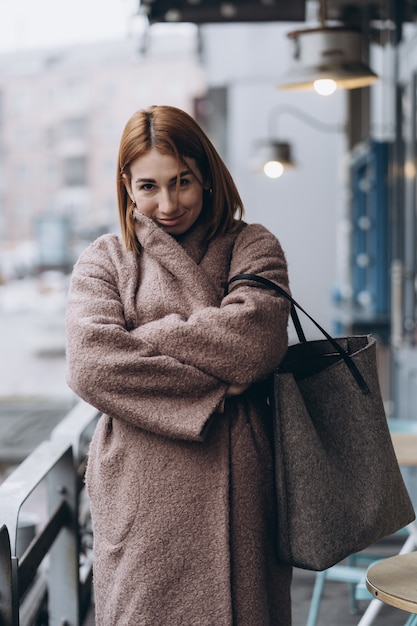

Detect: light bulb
[313,79,337,96]
[405,161,416,179]
[263,160,284,179]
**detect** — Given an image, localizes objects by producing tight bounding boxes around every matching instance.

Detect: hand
[226,383,250,397]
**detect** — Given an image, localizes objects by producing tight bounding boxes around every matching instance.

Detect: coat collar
[133,208,211,265]
[133,208,220,305]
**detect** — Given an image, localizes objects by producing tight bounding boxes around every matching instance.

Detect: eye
[140,183,154,191]
[179,177,190,187]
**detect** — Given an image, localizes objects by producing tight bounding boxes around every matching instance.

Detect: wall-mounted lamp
[250,141,295,179]
[277,0,379,95]
[251,104,344,179]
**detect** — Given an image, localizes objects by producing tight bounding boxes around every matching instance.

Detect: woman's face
[125,148,205,236]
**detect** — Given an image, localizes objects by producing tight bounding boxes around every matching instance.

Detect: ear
[203,181,213,197]
[122,173,135,203]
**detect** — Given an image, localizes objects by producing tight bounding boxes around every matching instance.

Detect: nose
[159,188,177,215]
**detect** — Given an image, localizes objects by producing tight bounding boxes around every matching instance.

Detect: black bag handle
[225,273,370,394]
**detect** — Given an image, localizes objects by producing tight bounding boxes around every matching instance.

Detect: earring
[208,188,213,197]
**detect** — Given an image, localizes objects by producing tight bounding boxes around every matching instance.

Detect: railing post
[0,524,16,625]
[47,446,80,626]
[11,556,19,625]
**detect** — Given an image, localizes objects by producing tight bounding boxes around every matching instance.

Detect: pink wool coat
[66,211,292,625]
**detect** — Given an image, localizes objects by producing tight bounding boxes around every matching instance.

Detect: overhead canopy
[138,1,417,28]
[138,0,306,24]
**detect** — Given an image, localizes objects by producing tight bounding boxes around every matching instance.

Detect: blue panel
[350,140,390,319]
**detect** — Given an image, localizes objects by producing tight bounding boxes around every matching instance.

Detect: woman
[66,105,292,625]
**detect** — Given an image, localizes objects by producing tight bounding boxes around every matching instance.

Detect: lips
[157,214,186,227]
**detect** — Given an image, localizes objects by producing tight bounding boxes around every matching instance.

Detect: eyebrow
[134,169,193,184]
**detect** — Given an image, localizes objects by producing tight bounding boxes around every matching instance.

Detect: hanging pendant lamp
[278,0,378,93]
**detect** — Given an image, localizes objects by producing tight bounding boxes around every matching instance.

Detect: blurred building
[0,29,205,275]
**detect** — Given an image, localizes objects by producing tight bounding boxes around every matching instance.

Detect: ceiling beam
[139,1,306,24]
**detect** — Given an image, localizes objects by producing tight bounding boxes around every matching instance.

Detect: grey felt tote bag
[226,273,415,571]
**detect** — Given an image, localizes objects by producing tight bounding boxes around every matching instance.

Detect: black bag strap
[225,273,370,394]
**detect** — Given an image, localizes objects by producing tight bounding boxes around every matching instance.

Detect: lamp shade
[278,27,378,91]
[250,141,295,178]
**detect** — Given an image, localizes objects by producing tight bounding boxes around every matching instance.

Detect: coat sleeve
[134,224,290,385]
[65,237,228,442]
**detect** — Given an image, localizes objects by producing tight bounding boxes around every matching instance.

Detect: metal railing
[0,400,100,626]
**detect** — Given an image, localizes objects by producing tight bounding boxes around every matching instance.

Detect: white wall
[201,22,348,338]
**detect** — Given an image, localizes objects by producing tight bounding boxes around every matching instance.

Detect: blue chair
[306,554,376,626]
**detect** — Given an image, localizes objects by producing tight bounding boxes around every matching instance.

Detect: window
[61,117,88,140]
[14,89,31,114]
[45,127,56,149]
[63,156,87,186]
[45,161,58,185]
[15,127,30,148]
[14,162,29,183]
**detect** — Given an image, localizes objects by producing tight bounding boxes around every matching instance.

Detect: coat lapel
[134,210,224,308]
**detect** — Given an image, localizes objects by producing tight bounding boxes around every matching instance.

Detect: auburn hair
[117,105,244,253]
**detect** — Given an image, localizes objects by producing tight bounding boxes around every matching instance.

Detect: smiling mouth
[157,214,185,226]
